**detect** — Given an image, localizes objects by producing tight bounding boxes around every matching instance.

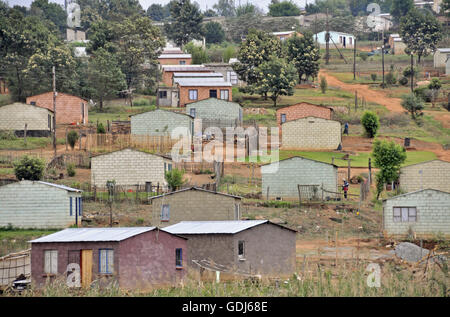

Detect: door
[343,37,346,48]
[81,250,93,288]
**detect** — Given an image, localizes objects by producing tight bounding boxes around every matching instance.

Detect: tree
[400,9,442,63]
[320,76,327,94]
[268,1,301,17]
[213,0,235,17]
[372,139,406,199]
[87,48,126,110]
[391,0,413,23]
[185,42,209,64]
[30,0,67,33]
[203,22,225,44]
[13,155,45,181]
[203,9,217,17]
[165,0,203,47]
[165,168,186,191]
[401,94,424,120]
[232,29,282,95]
[361,111,380,138]
[442,0,450,17]
[67,130,79,150]
[286,32,320,83]
[428,78,442,107]
[236,3,260,16]
[253,57,297,107]
[147,4,167,21]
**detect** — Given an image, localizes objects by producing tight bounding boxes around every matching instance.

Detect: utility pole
[381,30,385,88]
[410,53,414,92]
[52,66,57,158]
[353,37,357,80]
[325,9,330,65]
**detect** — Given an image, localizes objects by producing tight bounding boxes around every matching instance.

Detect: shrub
[97,123,106,134]
[0,130,17,140]
[401,94,424,120]
[13,155,45,181]
[413,87,432,102]
[133,98,151,107]
[370,74,377,82]
[361,111,380,138]
[165,169,186,191]
[398,76,409,86]
[360,52,368,61]
[402,66,419,79]
[67,163,76,177]
[320,76,327,94]
[67,130,78,150]
[385,72,396,86]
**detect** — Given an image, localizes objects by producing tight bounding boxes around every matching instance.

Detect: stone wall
[399,160,450,193]
[383,189,450,237]
[281,117,341,150]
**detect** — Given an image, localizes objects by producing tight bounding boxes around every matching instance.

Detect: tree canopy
[285,32,320,83]
[268,1,301,17]
[165,0,204,47]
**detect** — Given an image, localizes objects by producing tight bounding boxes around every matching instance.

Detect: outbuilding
[150,187,242,227]
[399,160,450,193]
[130,109,194,137]
[0,180,82,229]
[434,48,450,69]
[383,189,450,238]
[261,156,338,200]
[281,116,341,150]
[185,98,243,130]
[276,103,333,129]
[30,227,187,289]
[164,220,297,277]
[314,31,355,48]
[90,148,173,188]
[0,103,54,137]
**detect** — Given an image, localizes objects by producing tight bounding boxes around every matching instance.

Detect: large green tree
[390,0,414,23]
[147,3,170,21]
[268,1,301,17]
[165,0,203,47]
[213,0,235,17]
[204,21,225,44]
[286,32,320,83]
[400,8,442,63]
[30,0,67,33]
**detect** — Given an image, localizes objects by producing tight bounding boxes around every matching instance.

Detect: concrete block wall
[179,86,232,107]
[185,99,242,122]
[131,109,193,137]
[262,157,338,199]
[383,189,450,236]
[281,117,341,150]
[276,103,332,127]
[91,149,170,187]
[399,160,450,193]
[26,92,88,125]
[0,181,80,229]
[151,189,241,227]
[0,103,53,132]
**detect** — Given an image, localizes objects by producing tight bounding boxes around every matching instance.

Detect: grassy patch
[0,94,12,106]
[0,229,57,256]
[0,137,51,150]
[0,168,13,176]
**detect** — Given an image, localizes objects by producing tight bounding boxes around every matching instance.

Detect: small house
[281,116,341,150]
[314,31,355,49]
[175,77,233,107]
[30,227,187,289]
[90,148,173,188]
[150,187,242,227]
[399,160,450,193]
[161,65,212,86]
[185,98,243,130]
[272,31,302,42]
[130,109,194,137]
[0,103,54,137]
[261,156,338,200]
[26,92,88,125]
[383,189,450,238]
[164,220,297,277]
[0,180,82,229]
[389,34,406,55]
[158,53,192,66]
[276,103,333,128]
[434,48,450,69]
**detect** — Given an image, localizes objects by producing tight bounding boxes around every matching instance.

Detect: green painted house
[185,98,243,130]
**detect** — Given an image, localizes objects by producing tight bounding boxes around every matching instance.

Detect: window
[44,250,58,274]
[393,207,417,223]
[234,203,240,220]
[30,101,36,106]
[176,248,183,268]
[238,241,245,259]
[168,163,172,171]
[161,204,170,221]
[209,89,217,98]
[179,60,186,65]
[220,90,229,100]
[78,197,82,216]
[281,114,287,123]
[99,249,114,274]
[190,108,196,118]
[159,91,168,99]
[189,90,198,100]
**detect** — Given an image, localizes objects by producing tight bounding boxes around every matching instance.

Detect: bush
[320,76,327,94]
[370,74,377,82]
[97,123,106,134]
[165,169,186,191]
[398,76,409,86]
[133,98,151,107]
[0,130,17,140]
[402,94,424,120]
[361,111,380,138]
[385,72,396,86]
[414,87,432,102]
[360,52,369,61]
[67,163,76,177]
[13,155,45,181]
[67,130,78,150]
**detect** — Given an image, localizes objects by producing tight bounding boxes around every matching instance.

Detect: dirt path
[319,71,405,113]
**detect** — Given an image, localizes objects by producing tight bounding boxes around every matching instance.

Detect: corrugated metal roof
[164,221,268,235]
[272,31,296,36]
[163,66,210,73]
[437,48,450,53]
[30,227,156,243]
[382,188,450,202]
[174,78,232,87]
[37,181,82,193]
[173,72,224,78]
[158,54,192,59]
[149,187,242,201]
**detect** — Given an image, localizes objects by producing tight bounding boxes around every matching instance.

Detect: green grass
[0,94,12,106]
[0,168,13,176]
[0,229,57,256]
[0,137,51,150]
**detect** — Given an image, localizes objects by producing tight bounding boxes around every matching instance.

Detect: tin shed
[30,227,187,289]
[164,220,297,277]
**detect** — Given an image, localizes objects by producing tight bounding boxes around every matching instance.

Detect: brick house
[262,156,338,200]
[150,187,242,227]
[175,77,232,107]
[276,103,333,130]
[281,116,342,150]
[383,189,450,238]
[164,220,297,277]
[0,103,54,137]
[158,53,192,66]
[26,92,88,125]
[90,148,173,188]
[0,180,82,229]
[30,227,187,289]
[161,65,212,86]
[399,160,450,193]
[130,109,194,137]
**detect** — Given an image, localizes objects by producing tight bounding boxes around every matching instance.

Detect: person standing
[344,122,349,135]
[342,179,349,199]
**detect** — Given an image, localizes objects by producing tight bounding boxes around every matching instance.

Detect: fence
[0,249,30,289]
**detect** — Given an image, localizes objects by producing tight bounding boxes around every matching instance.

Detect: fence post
[368,158,372,186]
[347,159,351,181]
[24,123,27,146]
[266,186,270,200]
[297,184,302,209]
